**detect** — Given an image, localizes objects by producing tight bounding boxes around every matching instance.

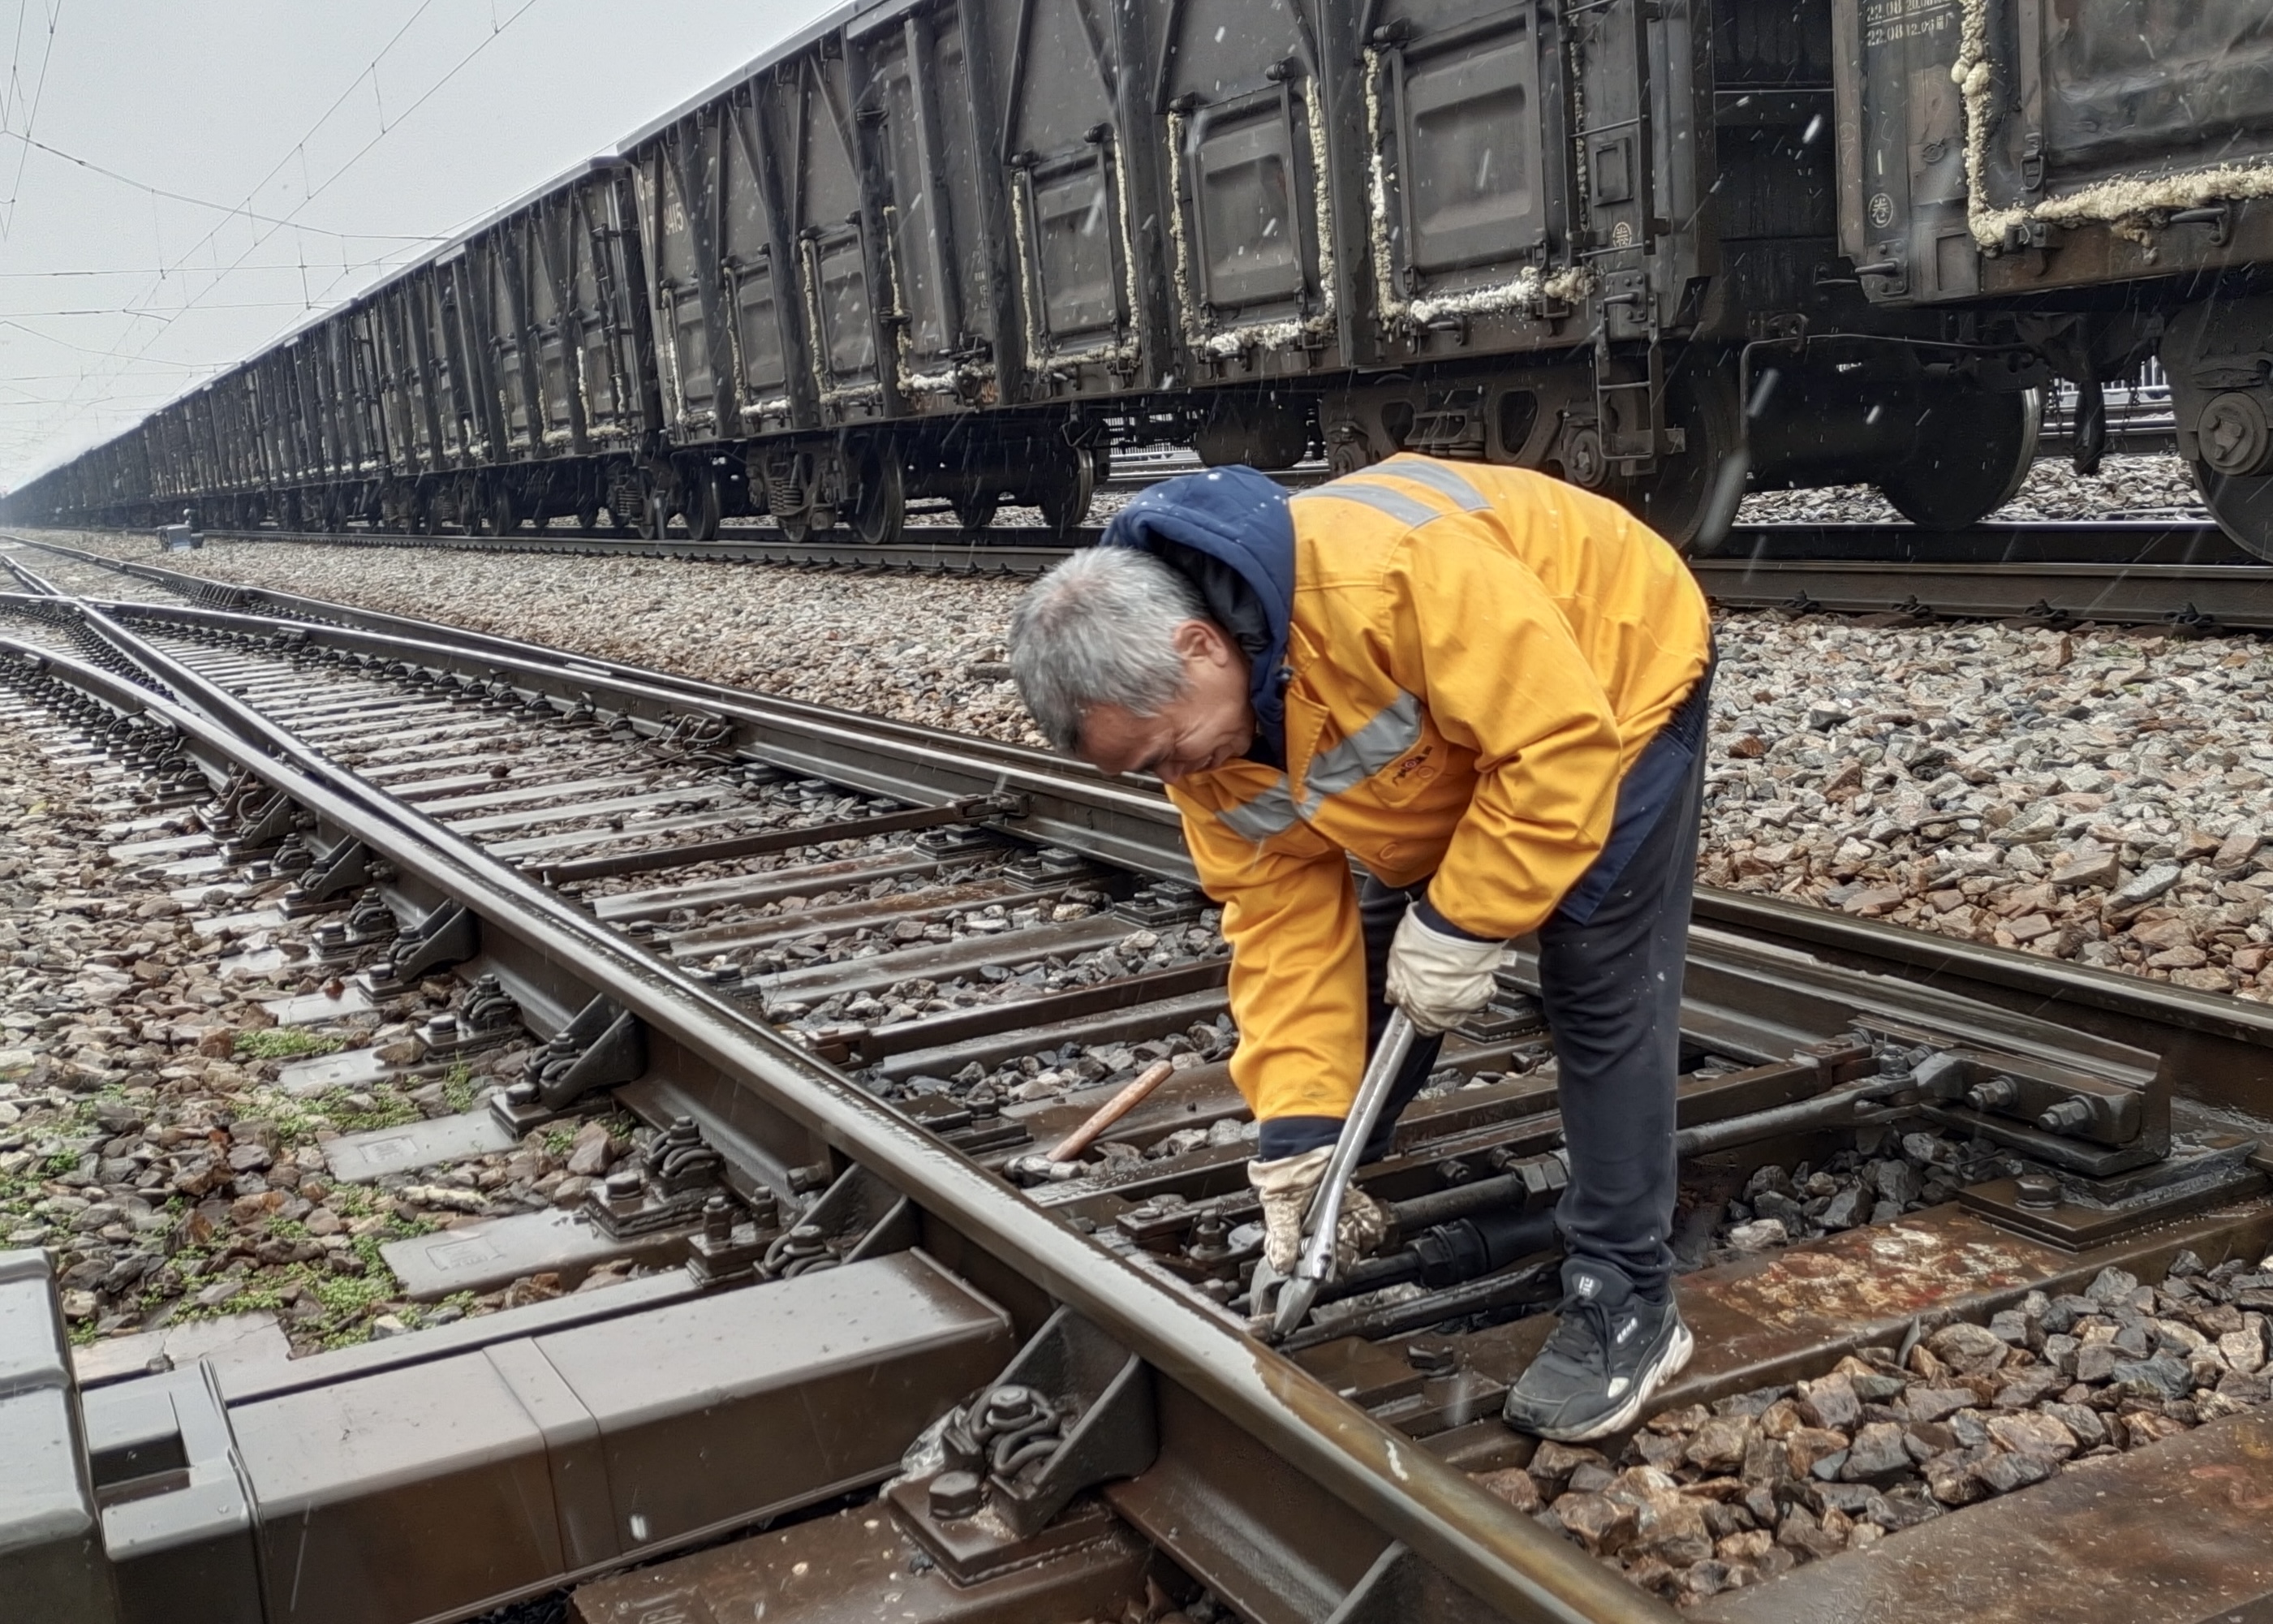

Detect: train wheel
[1034,445,1096,540]
[686,467,724,542]
[480,485,517,536]
[850,446,905,546]
[2196,466,2273,562]
[1625,371,1739,550]
[1874,386,2040,531]
[777,510,813,542]
[951,489,999,537]
[633,476,665,541]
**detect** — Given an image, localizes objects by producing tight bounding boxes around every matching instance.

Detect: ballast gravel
[0,705,651,1359]
[37,451,2273,1005]
[1735,449,2204,525]
[1475,1251,2273,1609]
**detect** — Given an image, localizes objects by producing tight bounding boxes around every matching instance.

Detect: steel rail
[0,605,1670,1623]
[1688,554,2273,631]
[1693,518,2241,565]
[196,524,1092,572]
[11,516,2251,584]
[69,589,1196,884]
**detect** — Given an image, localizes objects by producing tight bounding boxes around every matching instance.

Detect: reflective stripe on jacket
[1164,456,1711,1126]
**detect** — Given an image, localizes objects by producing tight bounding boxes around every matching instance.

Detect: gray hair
[1009,546,1208,752]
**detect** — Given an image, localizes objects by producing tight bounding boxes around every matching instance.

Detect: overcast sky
[0,0,843,491]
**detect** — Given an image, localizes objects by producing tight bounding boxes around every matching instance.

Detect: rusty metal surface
[1455,1200,2273,1416]
[1694,1407,2273,1624]
[570,1494,1158,1624]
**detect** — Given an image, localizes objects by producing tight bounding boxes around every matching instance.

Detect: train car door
[1360,1,1556,360]
[852,1,997,411]
[529,198,583,454]
[1156,0,1336,380]
[484,229,538,459]
[641,115,724,442]
[719,84,799,437]
[993,0,1152,398]
[787,47,888,421]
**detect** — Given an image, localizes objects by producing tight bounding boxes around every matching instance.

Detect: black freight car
[7,0,2259,558]
[1836,0,2273,557]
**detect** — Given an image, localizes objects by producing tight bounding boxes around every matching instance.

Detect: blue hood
[1099,466,1296,764]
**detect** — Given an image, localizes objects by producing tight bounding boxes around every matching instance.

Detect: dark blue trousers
[1356,665,1711,1299]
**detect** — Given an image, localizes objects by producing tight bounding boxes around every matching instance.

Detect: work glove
[1250,1144,1388,1274]
[1384,906,1505,1035]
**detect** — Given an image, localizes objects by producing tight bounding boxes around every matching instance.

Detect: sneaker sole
[1530,1319,1695,1444]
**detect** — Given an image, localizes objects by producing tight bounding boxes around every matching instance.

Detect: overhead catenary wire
[0,0,65,239]
[8,0,548,480]
[0,130,452,241]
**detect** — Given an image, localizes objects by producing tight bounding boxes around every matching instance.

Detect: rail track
[6,545,2273,1622]
[18,511,2273,636]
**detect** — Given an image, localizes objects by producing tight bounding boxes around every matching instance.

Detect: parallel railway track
[6,546,2273,1622]
[19,517,2273,636]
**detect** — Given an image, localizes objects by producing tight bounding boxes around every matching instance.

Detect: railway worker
[1006,454,1713,1441]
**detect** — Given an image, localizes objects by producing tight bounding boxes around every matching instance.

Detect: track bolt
[2038,1100,2093,1135]
[1965,1076,2019,1112]
[928,1470,984,1520]
[2015,1174,2060,1210]
[1407,1341,1457,1375]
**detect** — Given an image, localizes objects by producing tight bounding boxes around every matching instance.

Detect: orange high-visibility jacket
[1161,456,1711,1126]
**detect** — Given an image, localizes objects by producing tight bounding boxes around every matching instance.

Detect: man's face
[1076,618,1255,784]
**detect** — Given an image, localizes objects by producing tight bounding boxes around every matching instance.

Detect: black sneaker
[1501,1258,1693,1442]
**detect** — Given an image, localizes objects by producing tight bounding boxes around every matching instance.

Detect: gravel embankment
[0,709,647,1354]
[1707,618,2273,1000]
[1483,1251,2273,1608]
[1736,450,2204,524]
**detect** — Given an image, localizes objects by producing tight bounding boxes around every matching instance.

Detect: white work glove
[1384,906,1505,1035]
[1250,1144,1388,1273]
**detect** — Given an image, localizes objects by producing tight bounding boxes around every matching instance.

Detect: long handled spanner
[1268,1008,1418,1338]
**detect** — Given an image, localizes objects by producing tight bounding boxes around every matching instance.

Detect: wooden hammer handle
[1046,1059,1177,1162]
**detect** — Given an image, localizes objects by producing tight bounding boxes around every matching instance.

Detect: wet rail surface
[6,545,2273,1623]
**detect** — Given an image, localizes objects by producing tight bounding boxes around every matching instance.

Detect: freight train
[4,0,2269,560]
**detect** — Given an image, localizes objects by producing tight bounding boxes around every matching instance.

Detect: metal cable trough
[6,545,2273,1623]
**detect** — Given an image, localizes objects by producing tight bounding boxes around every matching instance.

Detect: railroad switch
[1859,1018,2165,1175]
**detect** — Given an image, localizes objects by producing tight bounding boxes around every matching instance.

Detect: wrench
[1268,1008,1418,1338]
